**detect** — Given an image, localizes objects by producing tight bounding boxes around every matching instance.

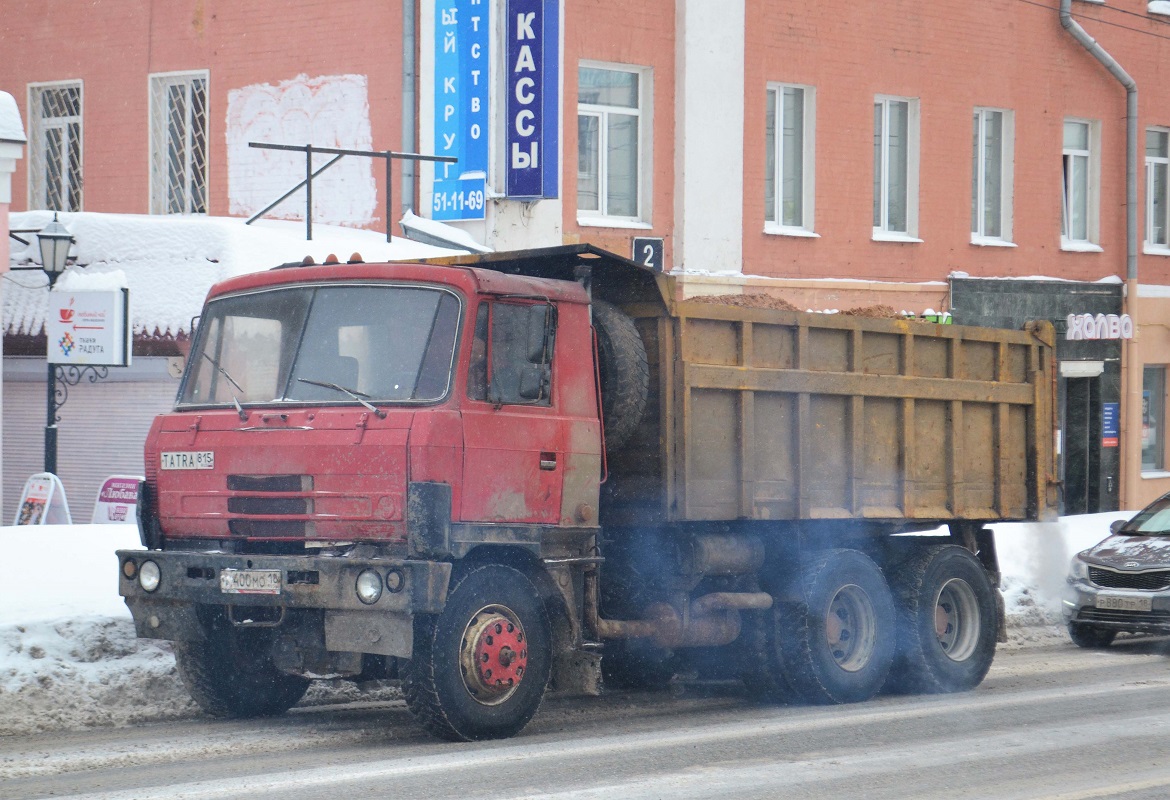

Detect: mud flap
[126,597,206,641]
[325,610,414,658]
[408,481,452,558]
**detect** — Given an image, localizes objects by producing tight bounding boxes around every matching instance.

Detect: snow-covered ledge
[1150,2,1170,17]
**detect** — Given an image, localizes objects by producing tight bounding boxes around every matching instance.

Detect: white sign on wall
[1065,313,1134,341]
[46,289,130,365]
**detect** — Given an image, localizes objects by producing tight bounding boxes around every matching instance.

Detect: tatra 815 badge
[161,451,215,470]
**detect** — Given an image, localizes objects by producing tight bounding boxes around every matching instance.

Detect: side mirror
[518,364,549,400]
[1110,519,1127,535]
[525,305,553,364]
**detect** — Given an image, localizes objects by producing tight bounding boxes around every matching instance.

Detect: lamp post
[37,213,73,475]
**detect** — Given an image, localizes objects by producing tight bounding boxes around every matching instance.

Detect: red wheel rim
[459,605,528,705]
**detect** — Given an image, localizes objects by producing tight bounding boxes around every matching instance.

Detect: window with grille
[150,72,208,214]
[29,82,82,212]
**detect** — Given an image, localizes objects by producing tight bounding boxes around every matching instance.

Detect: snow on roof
[0,91,25,144]
[3,211,467,339]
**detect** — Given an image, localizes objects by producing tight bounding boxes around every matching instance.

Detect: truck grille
[1089,567,1170,591]
[227,474,313,538]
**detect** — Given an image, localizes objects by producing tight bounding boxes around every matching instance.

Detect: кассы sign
[505,0,559,199]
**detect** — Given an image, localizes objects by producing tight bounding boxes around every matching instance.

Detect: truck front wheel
[402,563,551,741]
[765,549,897,705]
[173,617,310,718]
[885,545,998,694]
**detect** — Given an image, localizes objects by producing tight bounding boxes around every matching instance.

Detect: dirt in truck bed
[690,294,905,319]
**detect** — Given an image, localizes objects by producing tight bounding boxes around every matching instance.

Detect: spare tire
[592,300,649,453]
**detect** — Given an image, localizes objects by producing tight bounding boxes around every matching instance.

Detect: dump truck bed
[605,287,1058,527]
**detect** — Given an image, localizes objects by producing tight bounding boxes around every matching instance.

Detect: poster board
[92,475,143,524]
[13,473,72,526]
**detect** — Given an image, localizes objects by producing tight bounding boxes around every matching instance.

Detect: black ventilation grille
[1089,567,1170,591]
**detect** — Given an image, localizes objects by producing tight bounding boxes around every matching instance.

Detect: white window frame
[971,107,1015,247]
[576,61,653,228]
[27,80,83,212]
[1146,127,1170,254]
[765,83,816,237]
[873,95,921,242]
[1061,118,1102,251]
[149,70,209,215]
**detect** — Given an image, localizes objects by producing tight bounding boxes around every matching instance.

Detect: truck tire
[770,549,897,705]
[402,563,551,741]
[1067,621,1116,649]
[173,623,310,718]
[593,300,649,453]
[885,545,998,694]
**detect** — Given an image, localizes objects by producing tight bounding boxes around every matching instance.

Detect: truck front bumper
[116,549,451,659]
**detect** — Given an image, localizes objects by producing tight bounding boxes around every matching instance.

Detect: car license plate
[220,569,281,595]
[1096,593,1152,612]
[161,451,215,470]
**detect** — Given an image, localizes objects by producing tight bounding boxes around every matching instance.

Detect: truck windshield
[178,284,461,408]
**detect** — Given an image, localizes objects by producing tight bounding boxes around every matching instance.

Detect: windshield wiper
[202,353,247,421]
[296,378,387,419]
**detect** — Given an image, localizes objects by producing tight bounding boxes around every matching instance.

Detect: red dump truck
[117,245,1058,741]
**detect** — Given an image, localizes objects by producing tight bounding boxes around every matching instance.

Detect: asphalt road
[4,637,1170,800]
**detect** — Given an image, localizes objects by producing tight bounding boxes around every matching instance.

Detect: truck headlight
[1069,557,1091,583]
[139,560,161,592]
[356,569,383,604]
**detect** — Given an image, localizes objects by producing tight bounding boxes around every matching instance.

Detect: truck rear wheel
[885,545,998,694]
[768,549,897,705]
[402,563,551,741]
[593,300,648,454]
[173,619,310,718]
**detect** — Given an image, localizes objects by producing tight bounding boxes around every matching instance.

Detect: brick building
[4,0,1170,513]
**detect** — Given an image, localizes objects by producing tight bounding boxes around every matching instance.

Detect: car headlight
[355,569,383,605]
[139,560,161,592]
[1068,557,1091,583]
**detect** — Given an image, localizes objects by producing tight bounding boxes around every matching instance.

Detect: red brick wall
[561,0,675,263]
[2,0,403,218]
[744,0,1170,284]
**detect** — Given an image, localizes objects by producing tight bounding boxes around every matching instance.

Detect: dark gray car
[1064,493,1170,648]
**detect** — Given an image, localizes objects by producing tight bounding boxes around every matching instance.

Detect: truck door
[461,300,563,524]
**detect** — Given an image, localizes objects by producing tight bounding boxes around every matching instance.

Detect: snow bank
[0,514,1133,736]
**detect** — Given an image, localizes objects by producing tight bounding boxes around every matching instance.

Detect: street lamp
[36,213,74,474]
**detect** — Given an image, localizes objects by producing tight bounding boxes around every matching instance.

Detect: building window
[873,96,919,238]
[577,64,649,223]
[972,108,1014,243]
[1062,119,1100,247]
[150,72,208,214]
[765,84,815,233]
[1144,367,1165,471]
[28,82,82,212]
[1146,128,1170,251]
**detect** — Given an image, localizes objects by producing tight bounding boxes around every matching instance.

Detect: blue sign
[433,0,489,220]
[1103,402,1119,448]
[506,0,558,199]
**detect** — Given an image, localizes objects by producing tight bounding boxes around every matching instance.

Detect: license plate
[161,451,215,470]
[1096,593,1152,612]
[220,569,281,595]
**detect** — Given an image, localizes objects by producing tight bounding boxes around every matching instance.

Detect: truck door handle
[540,452,557,470]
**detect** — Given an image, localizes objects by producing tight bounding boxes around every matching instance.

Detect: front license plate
[161,451,215,470]
[1096,593,1152,612]
[220,569,281,595]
